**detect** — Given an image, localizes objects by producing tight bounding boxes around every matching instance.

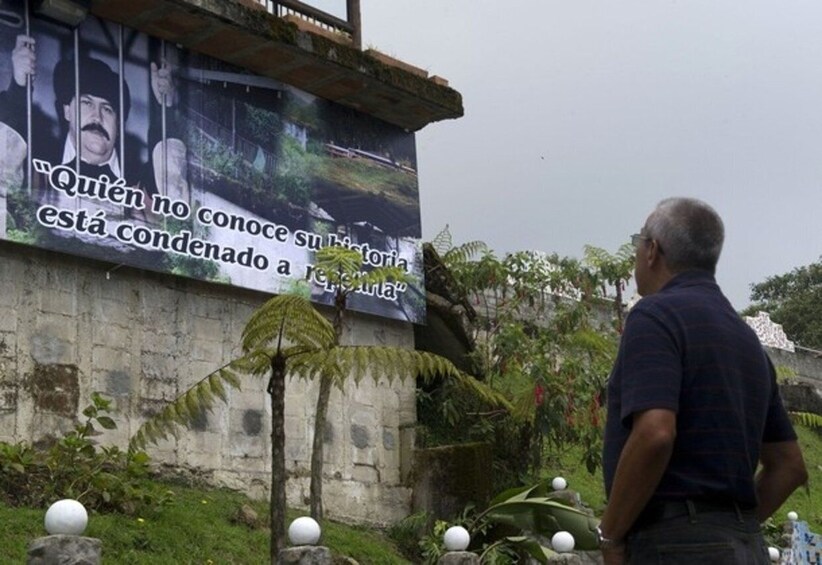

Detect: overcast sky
[314,1,822,309]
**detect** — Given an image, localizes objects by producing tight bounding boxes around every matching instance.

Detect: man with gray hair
[597,198,807,564]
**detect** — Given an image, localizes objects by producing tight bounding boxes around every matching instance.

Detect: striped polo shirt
[603,270,796,508]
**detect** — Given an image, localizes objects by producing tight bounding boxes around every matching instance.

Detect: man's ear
[62,102,72,122]
[647,239,663,268]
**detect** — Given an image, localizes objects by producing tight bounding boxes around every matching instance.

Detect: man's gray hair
[644,197,724,274]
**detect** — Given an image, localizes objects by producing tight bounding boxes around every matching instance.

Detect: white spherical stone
[551,530,575,553]
[551,477,568,491]
[768,547,780,562]
[787,511,799,521]
[44,499,88,535]
[288,516,321,546]
[443,526,470,551]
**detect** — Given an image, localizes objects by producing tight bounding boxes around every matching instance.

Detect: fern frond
[306,346,464,390]
[790,411,822,430]
[582,245,609,267]
[129,356,250,451]
[511,386,537,422]
[615,242,634,262]
[242,294,334,352]
[287,349,331,382]
[209,372,228,402]
[353,267,410,290]
[430,225,453,256]
[314,246,363,286]
[450,371,515,413]
[443,241,487,268]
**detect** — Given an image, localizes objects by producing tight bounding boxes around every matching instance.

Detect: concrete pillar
[277,545,332,564]
[27,535,101,564]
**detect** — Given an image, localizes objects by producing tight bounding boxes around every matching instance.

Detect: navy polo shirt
[603,270,796,508]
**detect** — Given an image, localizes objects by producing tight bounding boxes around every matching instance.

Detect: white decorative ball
[787,511,799,521]
[551,476,568,491]
[768,547,780,561]
[288,516,321,546]
[44,499,88,535]
[551,530,575,553]
[443,526,470,551]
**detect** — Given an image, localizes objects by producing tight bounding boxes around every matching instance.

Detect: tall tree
[306,245,406,520]
[129,247,500,561]
[744,259,822,350]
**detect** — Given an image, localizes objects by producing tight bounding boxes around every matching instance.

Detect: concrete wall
[0,240,416,525]
[767,346,822,383]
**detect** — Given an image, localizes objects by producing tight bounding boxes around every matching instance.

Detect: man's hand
[12,35,36,87]
[756,440,807,522]
[151,60,175,107]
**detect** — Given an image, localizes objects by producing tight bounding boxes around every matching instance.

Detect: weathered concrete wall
[412,442,493,521]
[767,346,822,383]
[0,240,416,525]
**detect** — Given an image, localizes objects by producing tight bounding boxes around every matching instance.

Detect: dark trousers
[627,501,770,564]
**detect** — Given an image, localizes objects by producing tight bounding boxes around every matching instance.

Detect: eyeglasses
[631,233,664,254]
[631,233,650,248]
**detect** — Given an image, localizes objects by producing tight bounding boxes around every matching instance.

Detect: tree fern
[243,294,334,352]
[431,224,487,268]
[129,243,493,554]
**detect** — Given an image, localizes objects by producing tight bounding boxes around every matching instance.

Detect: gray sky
[315,1,822,309]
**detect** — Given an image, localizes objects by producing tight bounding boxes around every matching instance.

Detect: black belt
[634,499,753,530]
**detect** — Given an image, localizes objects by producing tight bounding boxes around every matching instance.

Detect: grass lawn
[0,482,411,564]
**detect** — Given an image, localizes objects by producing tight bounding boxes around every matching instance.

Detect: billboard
[0,1,425,323]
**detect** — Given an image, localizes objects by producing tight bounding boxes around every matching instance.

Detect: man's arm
[146,58,188,201]
[755,440,807,522]
[0,35,36,135]
[599,408,676,541]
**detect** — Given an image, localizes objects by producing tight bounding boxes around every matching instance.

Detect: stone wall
[0,240,416,525]
[767,346,822,383]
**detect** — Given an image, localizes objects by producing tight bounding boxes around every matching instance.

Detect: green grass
[0,482,411,564]
[317,157,418,204]
[547,425,822,534]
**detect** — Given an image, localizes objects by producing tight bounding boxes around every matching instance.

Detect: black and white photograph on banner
[0,0,425,323]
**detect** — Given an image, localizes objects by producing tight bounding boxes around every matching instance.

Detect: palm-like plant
[129,245,505,562]
[471,480,599,563]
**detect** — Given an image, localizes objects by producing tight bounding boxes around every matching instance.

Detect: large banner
[0,1,425,323]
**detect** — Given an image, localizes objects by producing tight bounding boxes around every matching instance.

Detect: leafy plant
[475,480,599,555]
[387,511,433,561]
[417,480,599,564]
[0,393,170,516]
[422,229,627,487]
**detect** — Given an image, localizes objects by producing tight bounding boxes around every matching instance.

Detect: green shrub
[0,393,173,516]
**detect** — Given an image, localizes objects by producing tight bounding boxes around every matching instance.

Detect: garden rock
[231,504,260,529]
[27,535,101,565]
[278,546,332,565]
